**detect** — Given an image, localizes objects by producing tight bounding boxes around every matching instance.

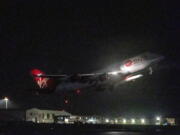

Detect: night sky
[1,1,179,117]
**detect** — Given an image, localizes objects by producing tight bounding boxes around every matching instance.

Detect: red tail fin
[30,69,55,89]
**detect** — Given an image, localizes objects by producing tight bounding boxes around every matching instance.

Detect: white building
[26,108,71,123]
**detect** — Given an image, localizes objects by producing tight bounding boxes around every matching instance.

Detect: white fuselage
[120,56,151,74]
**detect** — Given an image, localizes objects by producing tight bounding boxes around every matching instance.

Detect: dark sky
[1,1,180,117]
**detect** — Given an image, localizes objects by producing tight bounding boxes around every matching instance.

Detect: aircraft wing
[30,52,164,91]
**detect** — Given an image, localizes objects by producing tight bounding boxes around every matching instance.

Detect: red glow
[76,89,81,94]
[31,69,45,76]
[125,60,133,67]
[31,69,44,80]
[30,69,50,88]
[64,99,69,104]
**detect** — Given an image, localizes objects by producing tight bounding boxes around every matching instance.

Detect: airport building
[26,108,72,123]
[25,108,176,125]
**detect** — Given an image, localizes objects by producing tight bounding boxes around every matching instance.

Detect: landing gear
[149,67,153,75]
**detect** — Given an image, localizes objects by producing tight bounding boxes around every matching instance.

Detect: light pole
[4,97,8,109]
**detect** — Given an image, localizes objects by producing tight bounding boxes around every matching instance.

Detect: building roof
[26,108,72,116]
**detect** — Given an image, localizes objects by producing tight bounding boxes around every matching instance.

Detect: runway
[0,122,180,135]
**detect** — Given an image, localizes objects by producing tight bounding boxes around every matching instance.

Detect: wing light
[108,71,121,75]
[125,74,143,81]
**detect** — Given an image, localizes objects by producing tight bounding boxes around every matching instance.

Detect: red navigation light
[76,89,81,95]
[64,99,69,104]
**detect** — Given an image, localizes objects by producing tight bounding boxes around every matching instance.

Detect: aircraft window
[47,113,50,119]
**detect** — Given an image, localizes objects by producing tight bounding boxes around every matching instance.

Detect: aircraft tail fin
[30,69,55,89]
